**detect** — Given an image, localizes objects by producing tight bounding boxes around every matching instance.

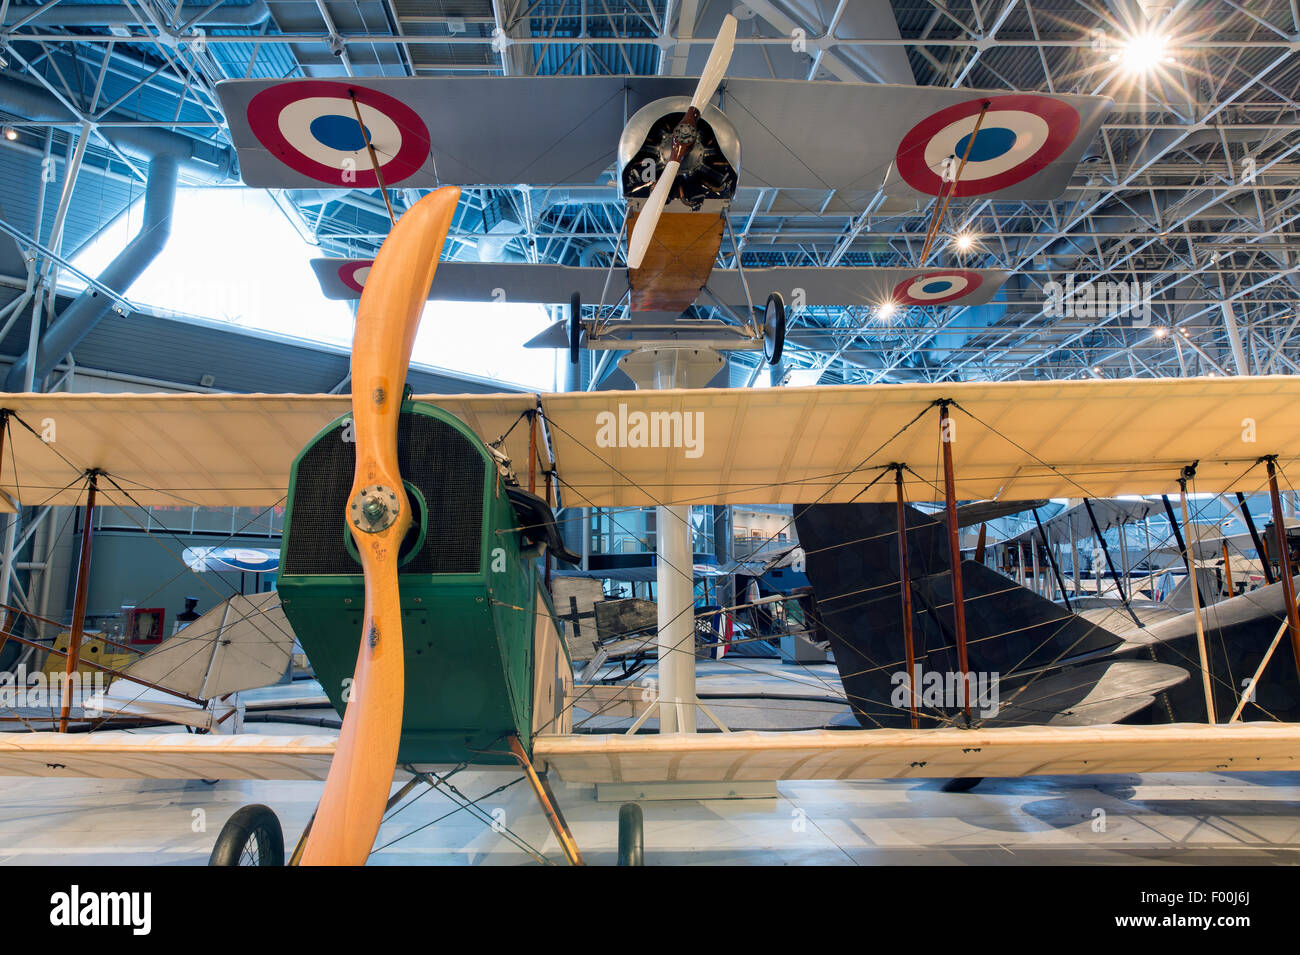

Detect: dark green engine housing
[277,401,571,766]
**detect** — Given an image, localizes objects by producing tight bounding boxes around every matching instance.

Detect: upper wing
[3,376,1300,510]
[217,77,1109,200]
[0,392,538,510]
[534,722,1300,783]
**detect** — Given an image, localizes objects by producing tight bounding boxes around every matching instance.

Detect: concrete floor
[1,754,1298,865]
[3,661,1298,865]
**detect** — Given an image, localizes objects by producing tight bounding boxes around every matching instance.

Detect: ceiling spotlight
[878,301,897,320]
[953,232,977,253]
[1154,325,1169,339]
[1118,31,1171,73]
[2,126,17,142]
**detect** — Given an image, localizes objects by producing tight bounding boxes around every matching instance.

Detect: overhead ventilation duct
[4,153,177,391]
[2,1,270,28]
[0,78,233,391]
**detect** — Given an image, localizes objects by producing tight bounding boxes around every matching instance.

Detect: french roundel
[246,81,430,188]
[895,95,1080,197]
[893,270,982,306]
[339,261,372,294]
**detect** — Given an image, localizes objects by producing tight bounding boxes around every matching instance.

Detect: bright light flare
[1114,31,1173,73]
[952,232,977,253]
[877,300,897,321]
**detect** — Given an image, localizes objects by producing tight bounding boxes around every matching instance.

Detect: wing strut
[938,401,972,720]
[507,734,584,866]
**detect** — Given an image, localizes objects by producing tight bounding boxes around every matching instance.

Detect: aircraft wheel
[208,804,285,866]
[762,293,785,365]
[569,291,582,365]
[940,776,984,793]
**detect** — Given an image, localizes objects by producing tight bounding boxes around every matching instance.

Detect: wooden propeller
[625,13,737,270]
[300,185,461,866]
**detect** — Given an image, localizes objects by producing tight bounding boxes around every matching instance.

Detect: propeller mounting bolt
[350,484,401,533]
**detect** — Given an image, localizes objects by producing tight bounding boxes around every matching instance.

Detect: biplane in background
[1,190,1300,866]
[215,14,1110,366]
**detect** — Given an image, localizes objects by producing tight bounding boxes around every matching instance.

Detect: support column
[937,401,970,718]
[59,470,98,733]
[619,346,724,736]
[656,503,694,733]
[1264,456,1300,676]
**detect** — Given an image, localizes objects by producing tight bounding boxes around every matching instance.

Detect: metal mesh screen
[283,411,485,576]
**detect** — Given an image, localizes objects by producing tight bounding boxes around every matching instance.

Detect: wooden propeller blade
[626,14,736,271]
[626,158,679,270]
[300,185,461,866]
[690,13,737,112]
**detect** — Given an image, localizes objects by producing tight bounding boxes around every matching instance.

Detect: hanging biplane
[216,14,1112,365]
[1,187,1300,865]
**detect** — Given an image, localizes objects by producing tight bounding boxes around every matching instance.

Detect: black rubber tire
[763,292,785,365]
[208,804,285,866]
[940,776,984,793]
[569,291,582,365]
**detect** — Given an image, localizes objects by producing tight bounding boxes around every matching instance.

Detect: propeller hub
[350,484,401,533]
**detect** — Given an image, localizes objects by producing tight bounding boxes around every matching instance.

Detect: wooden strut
[59,470,98,733]
[348,90,396,225]
[506,734,584,866]
[1263,456,1300,676]
[919,101,990,264]
[937,402,971,718]
[1178,469,1217,724]
[893,466,919,729]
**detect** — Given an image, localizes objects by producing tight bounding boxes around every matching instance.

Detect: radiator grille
[284,411,485,576]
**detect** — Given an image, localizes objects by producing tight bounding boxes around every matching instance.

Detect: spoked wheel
[569,291,582,364]
[762,292,785,365]
[208,804,285,866]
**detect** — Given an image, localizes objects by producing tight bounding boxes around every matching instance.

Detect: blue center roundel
[922,280,953,294]
[309,114,370,151]
[954,126,1017,162]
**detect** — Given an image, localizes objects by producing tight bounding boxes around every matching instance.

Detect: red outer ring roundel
[895,95,1080,198]
[892,270,983,306]
[246,81,429,188]
[338,261,372,295]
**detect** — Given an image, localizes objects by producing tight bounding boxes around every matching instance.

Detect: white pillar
[656,504,695,733]
[619,347,724,736]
